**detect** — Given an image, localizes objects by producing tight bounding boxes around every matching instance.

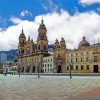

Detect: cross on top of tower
[41,15,44,25]
[22,26,23,33]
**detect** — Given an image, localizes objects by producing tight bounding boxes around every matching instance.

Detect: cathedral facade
[18,18,100,73]
[18,18,50,73]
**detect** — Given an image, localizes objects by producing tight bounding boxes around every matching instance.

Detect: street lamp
[37,65,40,78]
[37,62,40,78]
[69,63,73,79]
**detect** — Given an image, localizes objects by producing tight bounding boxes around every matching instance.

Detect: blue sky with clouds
[0,0,100,50]
[0,0,100,28]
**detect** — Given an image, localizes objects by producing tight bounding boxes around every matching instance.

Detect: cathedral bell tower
[37,16,48,54]
[18,28,26,56]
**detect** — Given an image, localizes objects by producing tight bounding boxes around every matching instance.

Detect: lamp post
[37,65,40,78]
[69,63,73,79]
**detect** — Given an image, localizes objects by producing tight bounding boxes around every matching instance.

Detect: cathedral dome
[60,37,65,42]
[78,36,90,49]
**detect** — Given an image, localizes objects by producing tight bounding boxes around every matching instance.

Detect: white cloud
[0,10,100,51]
[10,17,24,24]
[41,0,58,11]
[79,0,100,5]
[20,10,32,17]
[97,8,100,12]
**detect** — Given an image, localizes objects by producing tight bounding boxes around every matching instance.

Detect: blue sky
[0,0,100,28]
[0,0,100,50]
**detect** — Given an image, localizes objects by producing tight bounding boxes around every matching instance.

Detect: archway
[57,65,62,73]
[21,67,24,73]
[32,66,35,73]
[93,65,98,73]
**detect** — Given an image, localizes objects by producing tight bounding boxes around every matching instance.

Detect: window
[44,45,46,50]
[27,47,30,54]
[86,65,89,70]
[86,57,89,61]
[50,68,52,71]
[48,59,49,62]
[43,64,44,67]
[76,53,78,56]
[76,65,78,70]
[51,59,52,61]
[50,64,52,67]
[48,68,49,72]
[48,64,49,67]
[38,45,40,50]
[45,64,46,67]
[76,58,78,62]
[81,65,84,70]
[81,58,84,62]
[71,59,73,63]
[94,56,98,62]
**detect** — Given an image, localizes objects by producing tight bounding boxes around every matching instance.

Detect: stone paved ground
[67,87,100,100]
[0,75,100,100]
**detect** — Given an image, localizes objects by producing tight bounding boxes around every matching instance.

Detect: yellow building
[66,36,100,73]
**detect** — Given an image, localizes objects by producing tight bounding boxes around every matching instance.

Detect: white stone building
[42,55,54,73]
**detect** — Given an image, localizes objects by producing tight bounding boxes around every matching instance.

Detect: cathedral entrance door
[32,66,35,73]
[57,65,62,73]
[93,65,98,73]
[21,67,24,73]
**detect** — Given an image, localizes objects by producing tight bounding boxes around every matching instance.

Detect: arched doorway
[32,66,35,73]
[93,65,98,73]
[57,65,62,73]
[21,67,24,73]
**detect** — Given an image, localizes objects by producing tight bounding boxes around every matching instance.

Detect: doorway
[32,66,35,73]
[57,65,62,73]
[21,67,24,73]
[93,65,98,73]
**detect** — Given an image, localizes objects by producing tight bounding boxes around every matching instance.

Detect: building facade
[18,18,100,73]
[66,37,100,73]
[42,55,54,73]
[18,18,50,73]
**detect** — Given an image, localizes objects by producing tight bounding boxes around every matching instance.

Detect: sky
[0,0,100,51]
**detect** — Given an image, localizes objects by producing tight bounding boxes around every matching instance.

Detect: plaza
[0,75,100,100]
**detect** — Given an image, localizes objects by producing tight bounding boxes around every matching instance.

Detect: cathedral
[18,17,66,73]
[18,18,49,73]
[18,17,100,73]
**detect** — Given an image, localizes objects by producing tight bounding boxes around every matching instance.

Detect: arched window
[67,66,69,70]
[27,47,30,54]
[44,45,46,50]
[19,51,20,55]
[38,45,40,50]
